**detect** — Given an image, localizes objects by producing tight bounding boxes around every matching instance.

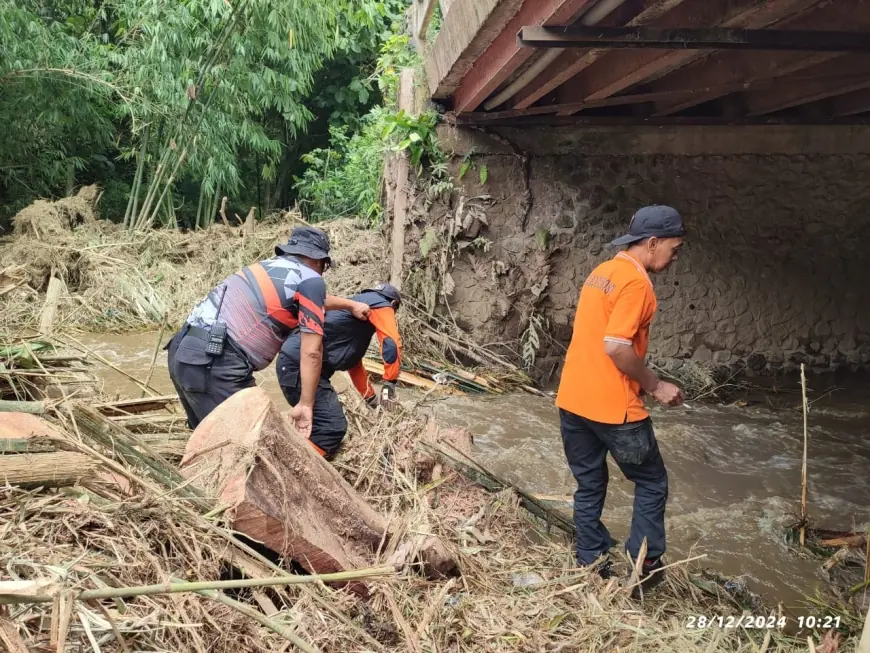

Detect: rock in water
[181,388,387,586]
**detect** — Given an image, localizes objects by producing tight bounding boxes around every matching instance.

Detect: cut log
[181,388,387,592]
[0,412,63,441]
[0,452,98,487]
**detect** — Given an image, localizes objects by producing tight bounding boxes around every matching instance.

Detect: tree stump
[181,388,387,590]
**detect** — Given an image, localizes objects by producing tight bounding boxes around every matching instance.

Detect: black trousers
[276,352,348,458]
[559,409,669,565]
[167,326,255,429]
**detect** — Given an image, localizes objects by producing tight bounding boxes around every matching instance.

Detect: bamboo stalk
[800,363,809,547]
[124,125,150,229]
[141,314,168,398]
[857,602,870,653]
[143,147,188,230]
[70,403,206,507]
[0,452,98,487]
[865,524,870,584]
[194,179,207,229]
[0,567,395,605]
[170,577,321,653]
[133,143,172,231]
[0,400,45,414]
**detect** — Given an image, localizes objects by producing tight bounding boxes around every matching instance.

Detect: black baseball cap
[363,282,402,307]
[611,205,685,247]
[276,226,332,266]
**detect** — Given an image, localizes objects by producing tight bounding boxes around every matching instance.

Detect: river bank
[1,197,867,651]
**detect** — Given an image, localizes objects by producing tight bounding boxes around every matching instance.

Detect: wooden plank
[653,0,868,115]
[556,0,823,114]
[451,0,598,113]
[745,55,870,115]
[362,359,463,395]
[510,0,685,111]
[533,0,765,109]
[426,0,525,97]
[519,25,870,51]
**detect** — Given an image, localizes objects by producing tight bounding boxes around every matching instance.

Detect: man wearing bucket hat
[277,282,403,458]
[556,205,685,594]
[167,226,370,437]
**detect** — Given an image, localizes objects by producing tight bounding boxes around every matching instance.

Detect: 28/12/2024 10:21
[685,615,842,630]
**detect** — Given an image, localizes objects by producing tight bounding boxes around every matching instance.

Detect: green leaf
[479,164,488,185]
[420,227,438,257]
[458,160,470,179]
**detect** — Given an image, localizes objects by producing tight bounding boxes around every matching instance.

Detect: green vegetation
[295,33,453,225]
[0,0,409,229]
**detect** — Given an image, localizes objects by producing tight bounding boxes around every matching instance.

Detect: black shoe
[630,557,665,598]
[596,560,616,580]
[580,558,615,580]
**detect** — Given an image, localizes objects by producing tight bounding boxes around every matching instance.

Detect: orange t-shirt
[556,252,658,424]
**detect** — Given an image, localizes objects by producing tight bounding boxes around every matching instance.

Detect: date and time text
[685,615,841,630]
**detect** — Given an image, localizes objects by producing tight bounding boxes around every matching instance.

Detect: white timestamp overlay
[686,615,842,630]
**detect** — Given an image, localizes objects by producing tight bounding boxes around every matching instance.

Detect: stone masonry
[399,125,870,382]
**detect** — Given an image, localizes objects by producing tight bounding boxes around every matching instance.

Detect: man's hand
[381,381,397,412]
[650,381,684,407]
[350,300,371,321]
[290,403,314,438]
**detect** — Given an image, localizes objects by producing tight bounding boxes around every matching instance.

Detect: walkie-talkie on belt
[205,286,228,356]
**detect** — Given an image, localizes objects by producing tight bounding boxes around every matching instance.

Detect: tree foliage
[0,0,409,228]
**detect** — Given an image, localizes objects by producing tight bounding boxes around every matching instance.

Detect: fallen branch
[0,566,396,605]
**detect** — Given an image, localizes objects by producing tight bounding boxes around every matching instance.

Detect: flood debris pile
[0,190,386,333]
[1,358,825,652]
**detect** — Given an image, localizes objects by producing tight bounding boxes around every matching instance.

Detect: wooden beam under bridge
[518,25,870,52]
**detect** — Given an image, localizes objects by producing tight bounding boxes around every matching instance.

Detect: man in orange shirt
[556,205,685,592]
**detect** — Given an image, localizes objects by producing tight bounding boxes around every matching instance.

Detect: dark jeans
[276,353,348,458]
[559,409,668,565]
[167,326,255,429]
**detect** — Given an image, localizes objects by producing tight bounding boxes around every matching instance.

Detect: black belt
[184,325,211,341]
[181,324,252,368]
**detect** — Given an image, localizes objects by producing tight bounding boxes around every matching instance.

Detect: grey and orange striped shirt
[187,255,326,371]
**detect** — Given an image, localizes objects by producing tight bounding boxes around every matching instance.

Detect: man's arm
[325,295,370,320]
[604,342,682,406]
[603,280,683,407]
[369,307,402,382]
[290,276,327,438]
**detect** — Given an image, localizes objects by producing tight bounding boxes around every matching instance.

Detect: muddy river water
[78,332,870,608]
